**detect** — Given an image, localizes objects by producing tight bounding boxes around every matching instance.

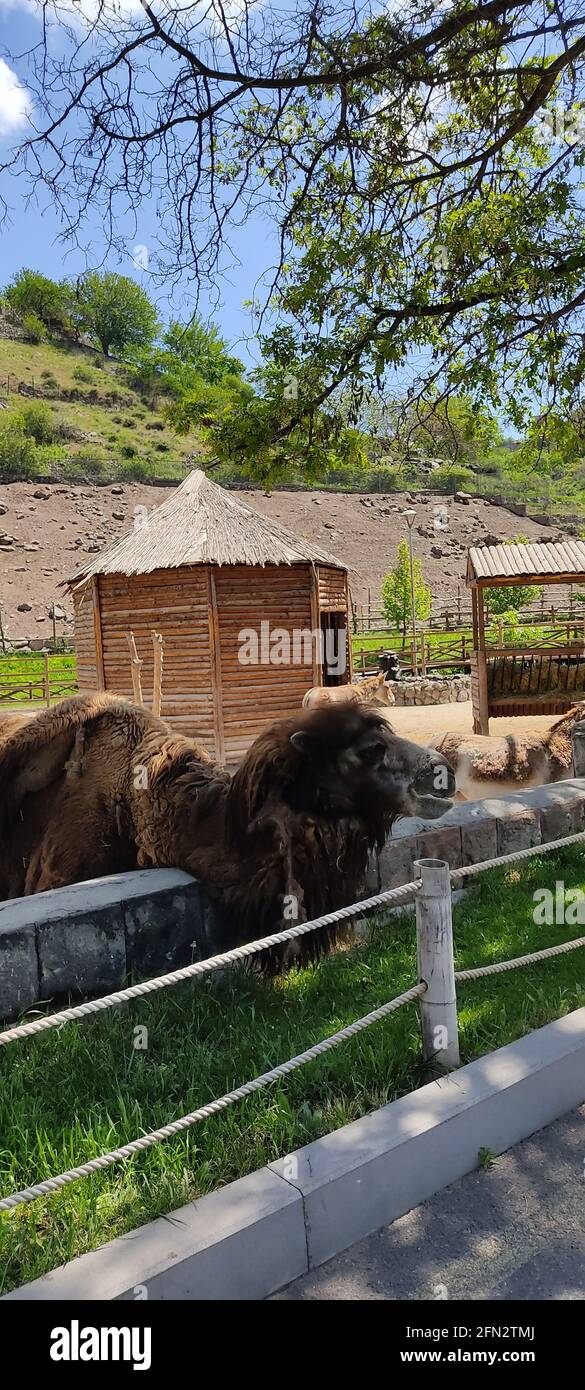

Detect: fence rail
[2,825,585,1213]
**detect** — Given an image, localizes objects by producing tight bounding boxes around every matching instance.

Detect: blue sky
[0,3,273,366]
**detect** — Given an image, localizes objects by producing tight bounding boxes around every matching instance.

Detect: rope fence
[2,827,585,1214]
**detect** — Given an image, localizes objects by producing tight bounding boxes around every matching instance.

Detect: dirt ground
[0,480,574,642]
[387,700,557,746]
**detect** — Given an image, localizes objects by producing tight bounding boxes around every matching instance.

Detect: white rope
[0,878,420,1049]
[0,982,426,1213]
[455,933,585,982]
[450,826,585,882]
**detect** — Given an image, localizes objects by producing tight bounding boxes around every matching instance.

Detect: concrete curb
[0,870,208,1021]
[6,1008,585,1301]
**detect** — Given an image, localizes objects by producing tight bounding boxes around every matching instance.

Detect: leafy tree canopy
[4,269,71,331]
[73,272,160,358]
[4,1,585,468]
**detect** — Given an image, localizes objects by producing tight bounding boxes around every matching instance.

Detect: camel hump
[0,691,143,813]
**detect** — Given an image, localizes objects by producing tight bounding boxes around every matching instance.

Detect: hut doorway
[320,611,346,686]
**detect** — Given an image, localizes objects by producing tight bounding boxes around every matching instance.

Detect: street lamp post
[404,509,417,676]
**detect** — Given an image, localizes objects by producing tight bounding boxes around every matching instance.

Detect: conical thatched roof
[67,470,344,585]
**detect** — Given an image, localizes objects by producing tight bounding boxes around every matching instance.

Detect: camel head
[229,704,455,845]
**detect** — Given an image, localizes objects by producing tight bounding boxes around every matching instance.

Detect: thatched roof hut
[66,470,351,762]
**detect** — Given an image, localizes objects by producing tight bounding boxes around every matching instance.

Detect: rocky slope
[0,480,576,643]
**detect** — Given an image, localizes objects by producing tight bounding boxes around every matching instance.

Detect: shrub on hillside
[18,402,58,445]
[72,364,93,384]
[0,418,38,478]
[22,313,47,344]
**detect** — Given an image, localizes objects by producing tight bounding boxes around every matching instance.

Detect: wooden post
[0,607,5,655]
[415,858,460,1075]
[151,631,164,717]
[420,628,427,677]
[90,578,105,690]
[571,721,585,777]
[125,631,144,705]
[43,649,50,708]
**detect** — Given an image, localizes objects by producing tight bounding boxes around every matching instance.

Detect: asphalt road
[272,1105,585,1301]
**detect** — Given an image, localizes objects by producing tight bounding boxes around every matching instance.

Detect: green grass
[352,622,577,665]
[0,652,77,705]
[1,846,585,1293]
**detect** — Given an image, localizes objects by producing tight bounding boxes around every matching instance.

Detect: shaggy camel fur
[429,704,585,800]
[302,672,395,709]
[0,693,454,968]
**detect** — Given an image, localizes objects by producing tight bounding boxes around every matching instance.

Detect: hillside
[0,480,576,644]
[0,334,195,483]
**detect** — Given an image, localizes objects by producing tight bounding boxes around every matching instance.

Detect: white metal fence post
[414,857,460,1074]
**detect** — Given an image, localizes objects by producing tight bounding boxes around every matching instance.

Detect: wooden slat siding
[73,586,99,690]
[98,569,216,746]
[317,566,347,611]
[309,565,320,687]
[215,564,313,760]
[207,569,225,764]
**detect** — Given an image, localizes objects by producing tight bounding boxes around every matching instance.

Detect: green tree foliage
[74,273,160,358]
[381,540,432,639]
[5,270,70,332]
[10,2,585,461]
[484,539,542,615]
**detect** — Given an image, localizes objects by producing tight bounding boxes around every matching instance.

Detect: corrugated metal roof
[66,470,345,584]
[467,539,585,584]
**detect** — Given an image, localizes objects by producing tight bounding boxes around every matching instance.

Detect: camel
[429,703,585,800]
[303,672,395,709]
[0,693,454,970]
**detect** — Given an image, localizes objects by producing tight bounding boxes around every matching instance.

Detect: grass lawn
[0,652,77,705]
[1,846,585,1293]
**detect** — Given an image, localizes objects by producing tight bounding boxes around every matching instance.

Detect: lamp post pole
[404,509,417,676]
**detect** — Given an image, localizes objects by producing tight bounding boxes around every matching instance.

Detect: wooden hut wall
[97,568,217,748]
[316,565,346,611]
[72,586,100,690]
[214,564,314,762]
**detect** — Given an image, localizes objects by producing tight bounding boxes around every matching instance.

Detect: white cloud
[0,57,32,136]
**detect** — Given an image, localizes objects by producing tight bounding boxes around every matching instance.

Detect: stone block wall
[389,674,471,706]
[367,779,585,894]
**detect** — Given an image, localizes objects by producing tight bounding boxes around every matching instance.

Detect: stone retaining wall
[388,674,470,705]
[366,777,585,893]
[2,780,585,1024]
[0,870,209,1023]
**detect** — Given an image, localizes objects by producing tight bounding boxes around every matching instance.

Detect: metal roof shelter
[66,470,351,763]
[466,540,585,733]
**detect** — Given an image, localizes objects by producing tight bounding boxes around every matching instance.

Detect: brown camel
[303,672,395,709]
[429,704,585,800]
[0,693,454,968]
